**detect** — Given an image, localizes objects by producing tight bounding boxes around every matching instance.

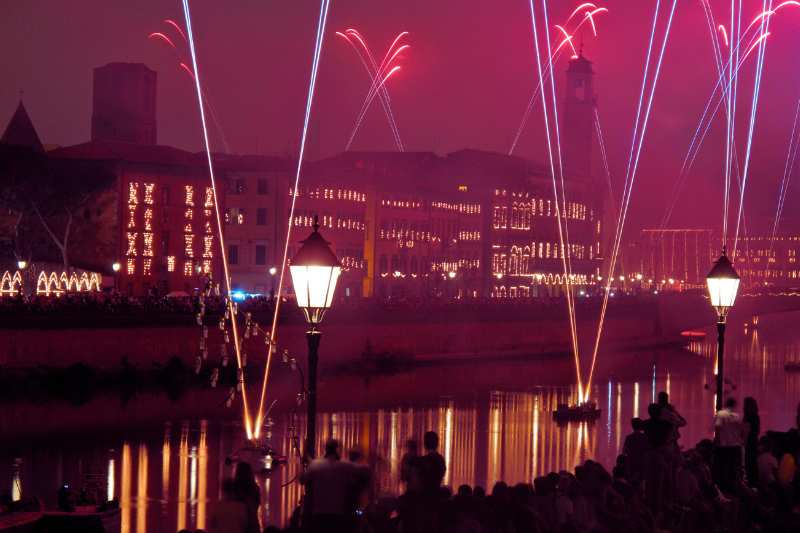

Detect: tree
[0,145,115,269]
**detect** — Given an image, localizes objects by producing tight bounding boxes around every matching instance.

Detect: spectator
[400,439,419,489]
[713,397,747,492]
[233,462,260,533]
[743,396,761,487]
[208,479,248,533]
[622,417,649,486]
[418,431,446,495]
[642,403,672,514]
[300,439,362,533]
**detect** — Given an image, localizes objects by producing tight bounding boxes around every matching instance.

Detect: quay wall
[0,294,795,369]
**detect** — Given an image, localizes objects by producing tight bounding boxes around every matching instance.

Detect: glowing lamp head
[448,271,456,279]
[289,219,341,326]
[706,249,740,319]
[268,266,277,276]
[636,273,643,281]
[111,262,121,273]
[17,260,27,270]
[618,275,625,282]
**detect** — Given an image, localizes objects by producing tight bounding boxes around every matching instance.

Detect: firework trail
[164,19,188,43]
[718,25,729,46]
[180,0,253,439]
[149,21,231,153]
[768,100,800,264]
[585,0,677,403]
[508,46,568,155]
[148,32,177,49]
[733,0,773,257]
[253,0,333,440]
[340,30,407,151]
[346,29,408,149]
[594,108,617,219]
[660,5,770,229]
[527,0,583,401]
[509,3,607,155]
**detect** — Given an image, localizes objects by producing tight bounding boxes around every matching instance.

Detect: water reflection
[6,311,800,530]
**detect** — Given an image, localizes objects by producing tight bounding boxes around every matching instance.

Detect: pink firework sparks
[743,31,771,62]
[148,32,176,48]
[718,24,729,47]
[554,25,578,56]
[566,2,597,24]
[179,62,195,80]
[163,19,188,43]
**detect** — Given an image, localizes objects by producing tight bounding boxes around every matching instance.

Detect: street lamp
[289,219,341,459]
[706,248,740,411]
[112,262,121,292]
[17,260,27,270]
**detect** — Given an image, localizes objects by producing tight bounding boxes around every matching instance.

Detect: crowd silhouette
[192,394,800,533]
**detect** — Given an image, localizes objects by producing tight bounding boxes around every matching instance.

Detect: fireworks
[585,0,678,403]
[253,0,333,440]
[181,0,253,439]
[337,29,408,151]
[509,2,607,155]
[147,18,230,152]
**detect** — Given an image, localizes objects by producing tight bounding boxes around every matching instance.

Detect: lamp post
[289,219,341,459]
[706,248,740,411]
[112,262,121,292]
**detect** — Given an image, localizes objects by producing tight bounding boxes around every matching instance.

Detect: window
[257,179,269,195]
[255,245,267,265]
[228,179,246,195]
[256,208,268,226]
[228,245,239,265]
[225,208,246,225]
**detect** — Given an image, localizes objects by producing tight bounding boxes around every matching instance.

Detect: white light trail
[254,0,333,439]
[585,0,677,402]
[527,0,583,401]
[181,0,253,438]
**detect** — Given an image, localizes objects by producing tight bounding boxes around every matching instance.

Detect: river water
[4,309,800,531]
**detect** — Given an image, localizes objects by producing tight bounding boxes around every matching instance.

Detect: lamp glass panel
[706,277,740,309]
[290,265,341,309]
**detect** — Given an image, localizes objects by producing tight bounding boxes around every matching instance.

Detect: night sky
[2,0,800,233]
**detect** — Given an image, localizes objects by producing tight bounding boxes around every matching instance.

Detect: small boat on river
[553,402,601,423]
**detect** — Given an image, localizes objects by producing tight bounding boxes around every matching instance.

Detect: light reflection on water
[5,312,800,531]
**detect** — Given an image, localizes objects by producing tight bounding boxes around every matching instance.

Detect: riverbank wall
[0,294,796,370]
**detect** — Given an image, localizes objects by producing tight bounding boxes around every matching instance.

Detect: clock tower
[562,51,595,180]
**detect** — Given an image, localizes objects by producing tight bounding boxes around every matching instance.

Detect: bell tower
[562,51,595,180]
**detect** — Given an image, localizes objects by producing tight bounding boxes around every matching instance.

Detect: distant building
[734,235,800,288]
[1,100,43,153]
[215,155,291,296]
[0,53,606,298]
[625,229,715,288]
[91,63,157,145]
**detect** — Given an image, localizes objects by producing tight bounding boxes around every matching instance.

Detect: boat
[785,361,800,372]
[680,330,707,339]
[552,402,601,423]
[0,498,43,532]
[40,502,120,533]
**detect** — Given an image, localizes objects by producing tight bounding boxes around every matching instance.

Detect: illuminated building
[735,235,800,288]
[48,141,228,295]
[2,55,604,299]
